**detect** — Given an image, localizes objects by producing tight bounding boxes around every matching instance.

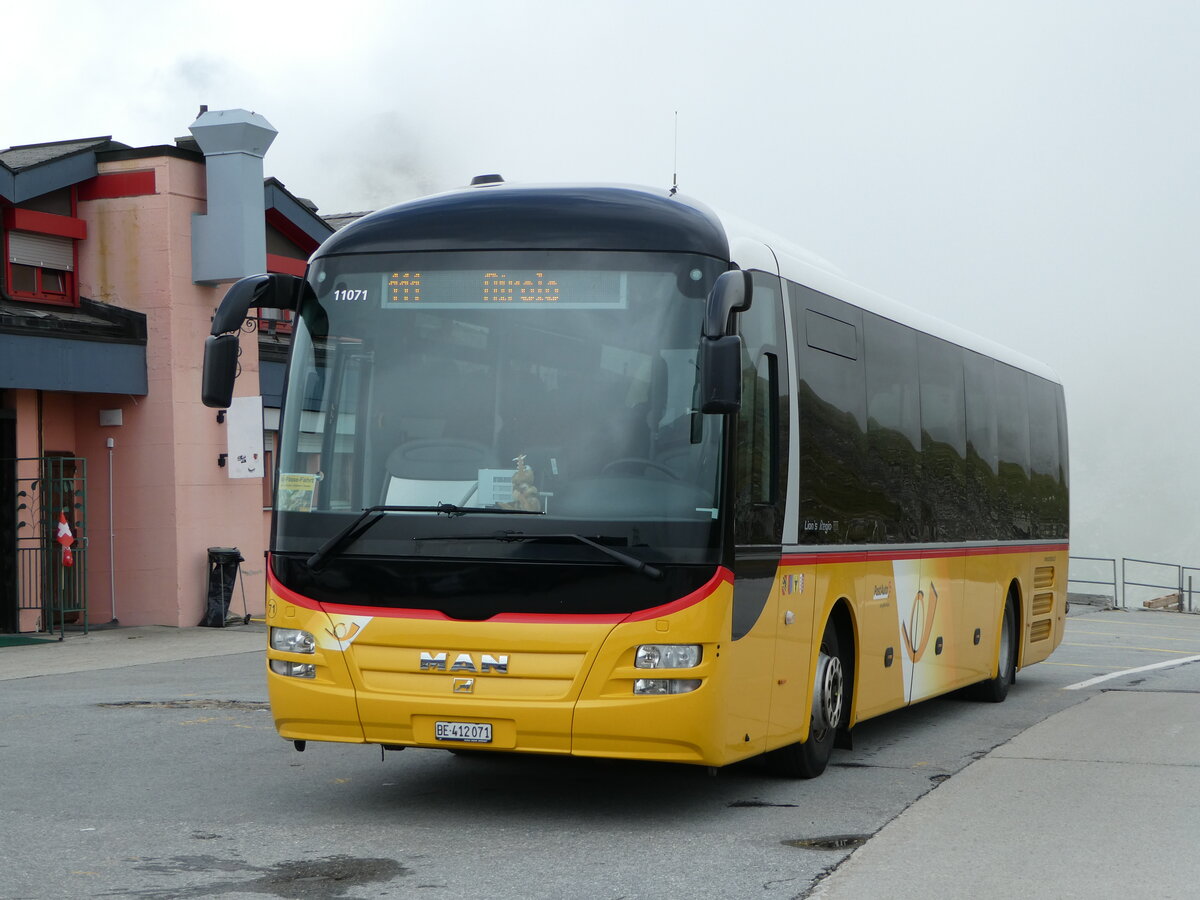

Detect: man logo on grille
[420,651,509,674]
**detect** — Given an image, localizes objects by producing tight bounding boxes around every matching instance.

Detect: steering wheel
[600,457,680,480]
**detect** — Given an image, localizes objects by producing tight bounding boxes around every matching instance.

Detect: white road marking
[1063,653,1200,690]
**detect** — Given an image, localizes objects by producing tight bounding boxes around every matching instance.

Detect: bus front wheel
[767,618,845,778]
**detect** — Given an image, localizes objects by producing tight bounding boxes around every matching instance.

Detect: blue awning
[0,333,147,394]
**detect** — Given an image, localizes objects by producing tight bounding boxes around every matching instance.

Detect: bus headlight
[270,627,315,654]
[635,644,702,668]
[634,678,702,695]
[270,659,316,678]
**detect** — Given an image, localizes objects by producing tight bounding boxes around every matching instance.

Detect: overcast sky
[9,1,1199,583]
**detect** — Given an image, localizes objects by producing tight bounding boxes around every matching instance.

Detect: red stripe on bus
[267,557,733,624]
[621,567,733,623]
[780,543,1069,567]
[267,564,323,611]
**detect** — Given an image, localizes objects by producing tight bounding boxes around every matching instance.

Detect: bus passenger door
[766,559,816,744]
[727,552,782,754]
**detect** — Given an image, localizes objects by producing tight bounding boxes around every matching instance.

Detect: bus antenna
[670,110,679,196]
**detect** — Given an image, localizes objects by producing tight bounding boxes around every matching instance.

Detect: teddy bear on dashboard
[506,453,542,512]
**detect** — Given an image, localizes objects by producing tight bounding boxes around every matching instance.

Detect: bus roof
[314,182,729,259]
[316,180,1060,384]
[720,212,1062,384]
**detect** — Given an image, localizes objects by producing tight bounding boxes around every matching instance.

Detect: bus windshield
[274,249,726,571]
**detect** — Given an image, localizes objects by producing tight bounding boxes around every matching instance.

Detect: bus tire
[972,591,1016,703]
[766,618,845,778]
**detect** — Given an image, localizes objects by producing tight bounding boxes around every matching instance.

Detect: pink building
[1,109,333,632]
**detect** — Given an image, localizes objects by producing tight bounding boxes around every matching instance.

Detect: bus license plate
[435,721,492,743]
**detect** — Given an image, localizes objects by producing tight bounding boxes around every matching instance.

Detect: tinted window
[806,309,858,359]
[1028,375,1068,539]
[1056,386,1070,538]
[1056,386,1070,492]
[963,351,999,540]
[995,363,1031,539]
[1027,376,1059,479]
[789,286,1065,548]
[864,314,921,542]
[790,282,871,545]
[918,334,967,540]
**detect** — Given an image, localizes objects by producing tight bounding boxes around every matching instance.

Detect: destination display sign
[380,269,627,309]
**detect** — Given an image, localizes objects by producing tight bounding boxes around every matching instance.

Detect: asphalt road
[2,603,1197,899]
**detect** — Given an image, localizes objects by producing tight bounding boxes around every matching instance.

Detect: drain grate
[98,699,270,710]
[728,800,799,808]
[782,835,869,851]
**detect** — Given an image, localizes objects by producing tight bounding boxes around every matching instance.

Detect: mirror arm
[201,273,304,409]
[702,269,753,338]
[209,273,303,335]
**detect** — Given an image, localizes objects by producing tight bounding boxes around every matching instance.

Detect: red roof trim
[77,171,157,201]
[266,207,320,254]
[266,253,307,277]
[3,207,87,240]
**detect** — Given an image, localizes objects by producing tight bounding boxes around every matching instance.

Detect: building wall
[70,154,267,627]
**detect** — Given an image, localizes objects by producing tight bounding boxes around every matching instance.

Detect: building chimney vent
[189,108,278,285]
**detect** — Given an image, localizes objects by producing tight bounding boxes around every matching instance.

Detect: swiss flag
[56,512,74,568]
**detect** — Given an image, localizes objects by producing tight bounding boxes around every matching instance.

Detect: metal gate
[10,456,87,637]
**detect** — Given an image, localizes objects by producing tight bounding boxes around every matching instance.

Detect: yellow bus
[202,179,1068,777]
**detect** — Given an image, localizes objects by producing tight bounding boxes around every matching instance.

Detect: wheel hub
[811,651,844,736]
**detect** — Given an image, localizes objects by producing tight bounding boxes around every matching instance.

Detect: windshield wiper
[307,504,543,571]
[413,530,663,580]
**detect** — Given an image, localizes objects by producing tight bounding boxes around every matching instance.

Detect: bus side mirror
[698,270,752,414]
[202,334,240,409]
[699,335,742,414]
[201,273,305,409]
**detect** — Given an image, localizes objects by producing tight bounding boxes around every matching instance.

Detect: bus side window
[995,362,1032,539]
[918,334,967,541]
[864,313,921,543]
[964,351,999,541]
[790,281,868,546]
[1027,374,1067,539]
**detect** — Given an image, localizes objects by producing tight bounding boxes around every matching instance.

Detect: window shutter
[8,231,74,271]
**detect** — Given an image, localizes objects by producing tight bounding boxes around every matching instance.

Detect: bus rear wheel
[767,618,845,778]
[971,591,1016,702]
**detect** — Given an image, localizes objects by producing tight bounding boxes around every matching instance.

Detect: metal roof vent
[469,174,504,187]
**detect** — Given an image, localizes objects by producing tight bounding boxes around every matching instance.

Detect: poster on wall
[226,395,264,479]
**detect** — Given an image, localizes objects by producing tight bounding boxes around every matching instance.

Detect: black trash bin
[200,547,245,627]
